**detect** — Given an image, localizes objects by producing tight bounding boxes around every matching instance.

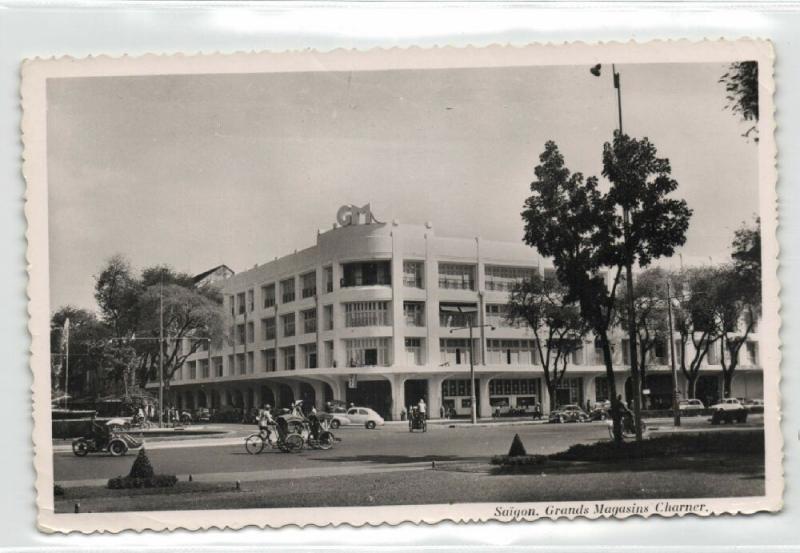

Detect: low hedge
[550,429,764,462]
[53,484,64,497]
[491,454,547,466]
[107,474,178,490]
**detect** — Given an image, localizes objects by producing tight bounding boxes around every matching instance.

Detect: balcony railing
[438,277,475,290]
[282,292,295,303]
[302,287,316,299]
[345,311,390,327]
[304,319,317,334]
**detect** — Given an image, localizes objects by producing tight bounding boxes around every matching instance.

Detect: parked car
[588,401,611,421]
[709,398,749,424]
[193,408,211,423]
[549,404,589,424]
[318,407,352,429]
[743,398,764,410]
[678,399,705,411]
[343,407,385,429]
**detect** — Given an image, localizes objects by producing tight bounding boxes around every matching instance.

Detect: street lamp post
[666,280,682,427]
[591,63,643,442]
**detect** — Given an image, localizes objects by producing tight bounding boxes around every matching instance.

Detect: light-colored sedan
[678,399,705,411]
[344,407,385,429]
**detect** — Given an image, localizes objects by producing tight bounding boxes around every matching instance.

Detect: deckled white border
[22,39,780,534]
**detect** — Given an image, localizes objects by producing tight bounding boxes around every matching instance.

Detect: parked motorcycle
[72,421,142,457]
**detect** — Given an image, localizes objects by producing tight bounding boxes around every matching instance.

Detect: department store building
[163,205,764,420]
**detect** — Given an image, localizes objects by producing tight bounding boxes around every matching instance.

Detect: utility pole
[159,276,164,428]
[447,305,495,425]
[667,280,681,427]
[591,62,642,442]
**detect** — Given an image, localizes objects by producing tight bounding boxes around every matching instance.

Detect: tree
[617,267,671,408]
[716,218,762,397]
[720,61,759,142]
[507,274,588,411]
[671,267,722,399]
[521,135,691,442]
[92,258,225,400]
[50,306,111,400]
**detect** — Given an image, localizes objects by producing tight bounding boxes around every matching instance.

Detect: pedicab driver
[417,398,427,418]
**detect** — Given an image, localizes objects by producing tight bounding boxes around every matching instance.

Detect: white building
[164,205,763,420]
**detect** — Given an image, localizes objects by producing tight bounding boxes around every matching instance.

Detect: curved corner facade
[162,219,764,420]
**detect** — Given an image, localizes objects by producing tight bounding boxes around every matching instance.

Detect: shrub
[107,474,178,490]
[507,434,528,457]
[53,484,64,497]
[549,429,764,462]
[129,448,155,479]
[491,454,547,466]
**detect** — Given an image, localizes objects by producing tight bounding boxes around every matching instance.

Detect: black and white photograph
[23,41,780,532]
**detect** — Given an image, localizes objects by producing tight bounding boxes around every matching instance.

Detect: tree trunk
[598,333,622,444]
[687,374,698,399]
[723,371,734,399]
[547,382,558,412]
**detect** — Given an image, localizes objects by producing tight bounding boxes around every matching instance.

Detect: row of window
[228,262,548,317]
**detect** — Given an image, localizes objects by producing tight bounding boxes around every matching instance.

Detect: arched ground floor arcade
[159,366,764,421]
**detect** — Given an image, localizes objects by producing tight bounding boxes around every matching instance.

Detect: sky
[47,62,759,311]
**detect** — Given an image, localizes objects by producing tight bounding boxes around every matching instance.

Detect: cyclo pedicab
[72,416,143,457]
[245,401,336,454]
[408,406,427,432]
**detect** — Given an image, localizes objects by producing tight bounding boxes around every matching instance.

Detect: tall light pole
[591,62,643,442]
[159,276,164,428]
[446,305,495,424]
[666,279,681,427]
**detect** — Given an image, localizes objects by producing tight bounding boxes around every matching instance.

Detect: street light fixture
[444,305,495,424]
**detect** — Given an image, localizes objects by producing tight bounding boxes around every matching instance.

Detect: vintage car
[548,404,589,424]
[709,398,749,424]
[678,399,705,411]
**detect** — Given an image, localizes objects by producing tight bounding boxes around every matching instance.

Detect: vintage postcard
[24,40,780,533]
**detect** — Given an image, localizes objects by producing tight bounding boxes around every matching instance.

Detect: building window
[485,304,513,327]
[301,271,317,298]
[403,301,425,327]
[438,263,476,290]
[213,357,223,377]
[236,324,246,345]
[281,278,295,304]
[227,354,233,376]
[302,343,318,369]
[324,266,334,293]
[302,308,317,334]
[262,349,276,372]
[236,353,246,375]
[281,313,295,337]
[486,339,540,365]
[403,261,424,288]
[323,305,334,331]
[443,379,474,397]
[262,283,276,308]
[262,317,276,341]
[344,338,392,367]
[341,261,391,287]
[246,321,255,343]
[281,346,296,371]
[595,376,610,403]
[439,303,477,327]
[199,359,209,379]
[324,340,334,367]
[247,351,254,373]
[247,289,255,312]
[485,265,536,292]
[345,301,390,327]
[439,338,480,365]
[404,337,424,365]
[237,292,246,314]
[555,378,583,406]
[228,295,235,316]
[188,361,197,380]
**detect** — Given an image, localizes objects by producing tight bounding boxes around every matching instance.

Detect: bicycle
[244,426,303,454]
[607,414,648,440]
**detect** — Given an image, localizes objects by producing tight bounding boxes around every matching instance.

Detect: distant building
[158,205,763,420]
[193,265,234,288]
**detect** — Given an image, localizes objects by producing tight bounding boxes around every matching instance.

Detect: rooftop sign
[337,203,382,226]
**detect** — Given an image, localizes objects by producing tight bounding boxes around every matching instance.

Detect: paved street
[54,416,762,484]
